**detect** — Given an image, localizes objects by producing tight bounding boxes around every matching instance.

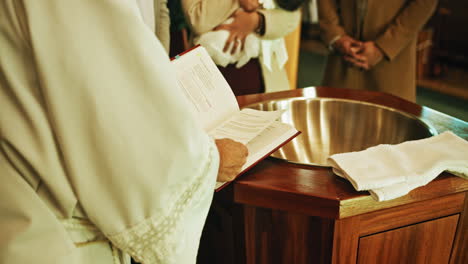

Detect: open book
[171,46,300,191]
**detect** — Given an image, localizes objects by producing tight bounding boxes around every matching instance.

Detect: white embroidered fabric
[108,145,217,263]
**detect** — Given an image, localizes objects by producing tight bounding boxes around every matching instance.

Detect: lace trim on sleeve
[107,145,217,263]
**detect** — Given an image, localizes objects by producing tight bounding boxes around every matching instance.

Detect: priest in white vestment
[0,0,247,263]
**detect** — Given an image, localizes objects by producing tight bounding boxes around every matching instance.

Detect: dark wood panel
[331,217,360,264]
[450,193,468,264]
[243,205,334,264]
[358,193,465,236]
[358,214,459,264]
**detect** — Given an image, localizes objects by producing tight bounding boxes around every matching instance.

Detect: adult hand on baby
[214,9,260,55]
[239,0,260,12]
[215,138,248,182]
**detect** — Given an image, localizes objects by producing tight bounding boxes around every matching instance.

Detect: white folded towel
[328,131,468,201]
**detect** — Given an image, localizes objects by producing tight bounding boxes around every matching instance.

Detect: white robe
[0,0,219,263]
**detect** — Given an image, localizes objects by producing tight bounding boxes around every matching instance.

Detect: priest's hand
[215,138,249,182]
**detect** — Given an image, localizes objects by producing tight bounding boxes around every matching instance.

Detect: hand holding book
[215,138,249,182]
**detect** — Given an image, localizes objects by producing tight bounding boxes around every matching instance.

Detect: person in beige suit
[182,0,302,95]
[317,0,438,102]
[0,0,247,263]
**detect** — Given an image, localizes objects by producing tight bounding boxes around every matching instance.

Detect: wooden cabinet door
[357,214,459,264]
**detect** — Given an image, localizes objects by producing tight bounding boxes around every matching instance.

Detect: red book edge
[170,44,202,61]
[215,130,302,192]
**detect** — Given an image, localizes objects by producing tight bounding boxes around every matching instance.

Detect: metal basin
[246,97,437,167]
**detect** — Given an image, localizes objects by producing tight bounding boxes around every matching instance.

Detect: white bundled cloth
[194,0,288,70]
[328,131,468,202]
[194,17,260,68]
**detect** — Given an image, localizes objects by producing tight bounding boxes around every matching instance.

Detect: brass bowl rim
[244,97,439,167]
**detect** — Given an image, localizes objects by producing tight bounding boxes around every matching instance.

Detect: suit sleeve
[19,0,219,263]
[375,0,438,60]
[317,0,346,45]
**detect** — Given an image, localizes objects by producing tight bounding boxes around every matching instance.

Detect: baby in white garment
[194,0,263,68]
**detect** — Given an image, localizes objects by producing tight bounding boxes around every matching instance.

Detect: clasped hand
[333,35,384,70]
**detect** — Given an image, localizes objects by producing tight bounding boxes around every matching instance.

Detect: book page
[209,108,284,144]
[244,121,297,168]
[214,121,299,190]
[172,47,239,131]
